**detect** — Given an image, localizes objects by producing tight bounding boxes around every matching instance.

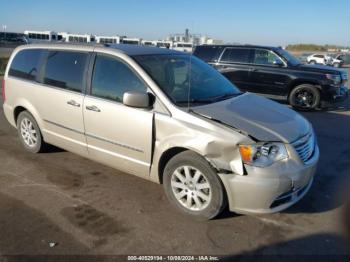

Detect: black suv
[194,45,348,110]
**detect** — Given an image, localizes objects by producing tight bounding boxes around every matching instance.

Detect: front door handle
[67,100,80,107]
[249,67,258,72]
[86,105,101,112]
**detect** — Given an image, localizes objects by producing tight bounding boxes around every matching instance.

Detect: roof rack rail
[29,42,106,47]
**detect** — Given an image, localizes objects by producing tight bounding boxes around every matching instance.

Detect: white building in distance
[166,29,223,45]
[24,30,58,42]
[23,29,224,49]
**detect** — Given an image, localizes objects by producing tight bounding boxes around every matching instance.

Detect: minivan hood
[193,93,310,143]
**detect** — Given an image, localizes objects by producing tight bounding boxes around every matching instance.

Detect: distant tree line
[286,44,349,51]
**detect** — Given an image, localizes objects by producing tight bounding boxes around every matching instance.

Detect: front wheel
[288,84,321,111]
[163,151,226,220]
[333,62,340,68]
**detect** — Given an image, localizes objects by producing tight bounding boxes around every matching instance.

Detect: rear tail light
[1,79,5,102]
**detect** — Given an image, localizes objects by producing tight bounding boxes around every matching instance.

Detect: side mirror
[123,91,154,108]
[273,59,284,67]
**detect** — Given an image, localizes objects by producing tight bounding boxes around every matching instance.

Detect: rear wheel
[333,62,340,68]
[163,151,226,220]
[17,111,48,153]
[289,84,320,111]
[309,60,316,65]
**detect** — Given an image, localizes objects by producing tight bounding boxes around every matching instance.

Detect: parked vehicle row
[332,53,350,67]
[298,53,313,64]
[193,45,348,110]
[2,43,319,219]
[23,31,195,52]
[298,53,350,68]
[306,53,343,67]
[0,32,28,46]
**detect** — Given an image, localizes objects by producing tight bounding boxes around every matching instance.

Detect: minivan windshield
[133,54,241,106]
[275,48,301,66]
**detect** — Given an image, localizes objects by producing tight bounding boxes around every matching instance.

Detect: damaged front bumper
[321,85,348,106]
[218,144,319,214]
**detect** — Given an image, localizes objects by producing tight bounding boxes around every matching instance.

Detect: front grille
[292,132,315,164]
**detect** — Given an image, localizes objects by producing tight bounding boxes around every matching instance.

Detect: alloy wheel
[294,89,315,109]
[20,118,38,148]
[170,165,212,211]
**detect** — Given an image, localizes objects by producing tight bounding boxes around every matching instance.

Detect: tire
[163,151,226,220]
[309,60,316,65]
[333,62,340,68]
[288,84,320,111]
[17,111,48,153]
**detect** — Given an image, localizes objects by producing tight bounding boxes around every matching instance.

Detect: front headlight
[326,74,342,85]
[239,143,288,167]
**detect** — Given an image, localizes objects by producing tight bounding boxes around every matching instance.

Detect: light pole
[2,25,6,39]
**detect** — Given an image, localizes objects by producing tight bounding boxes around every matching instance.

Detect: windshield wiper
[176,92,242,105]
[176,98,214,104]
[211,92,242,102]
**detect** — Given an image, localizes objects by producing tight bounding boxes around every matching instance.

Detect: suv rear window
[220,48,252,63]
[43,51,88,92]
[193,46,224,62]
[9,49,43,81]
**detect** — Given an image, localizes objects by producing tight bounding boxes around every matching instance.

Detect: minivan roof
[18,43,185,56]
[108,44,183,55]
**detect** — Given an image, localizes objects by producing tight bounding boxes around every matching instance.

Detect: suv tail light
[1,79,5,102]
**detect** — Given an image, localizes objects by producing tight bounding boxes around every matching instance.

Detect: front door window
[253,49,284,66]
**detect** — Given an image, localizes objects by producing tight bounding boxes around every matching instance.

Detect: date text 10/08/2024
[127,256,220,261]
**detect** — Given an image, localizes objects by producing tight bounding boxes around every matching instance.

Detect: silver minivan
[2,44,319,219]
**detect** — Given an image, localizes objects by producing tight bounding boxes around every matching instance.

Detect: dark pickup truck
[194,45,348,110]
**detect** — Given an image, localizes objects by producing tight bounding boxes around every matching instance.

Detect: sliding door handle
[86,105,101,112]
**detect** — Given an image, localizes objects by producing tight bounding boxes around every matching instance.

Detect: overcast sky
[1,0,349,46]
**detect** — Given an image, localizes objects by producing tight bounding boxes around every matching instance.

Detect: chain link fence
[0,45,15,75]
[0,58,8,75]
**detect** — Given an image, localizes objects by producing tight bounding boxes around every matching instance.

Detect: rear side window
[194,46,224,62]
[9,49,43,81]
[220,48,252,63]
[43,51,88,92]
[91,54,147,102]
